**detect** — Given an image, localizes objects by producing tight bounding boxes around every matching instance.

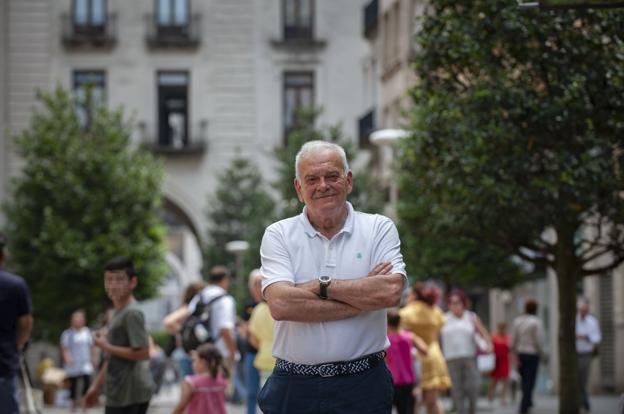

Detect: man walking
[258,141,406,413]
[0,232,34,414]
[511,298,545,414]
[576,297,601,413]
[165,266,238,372]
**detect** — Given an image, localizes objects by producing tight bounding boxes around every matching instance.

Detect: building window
[73,70,106,126]
[73,0,106,27]
[158,72,189,148]
[283,0,313,40]
[157,0,189,27]
[283,72,314,141]
[382,3,400,74]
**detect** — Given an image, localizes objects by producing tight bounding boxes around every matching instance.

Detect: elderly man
[576,297,601,413]
[258,141,406,413]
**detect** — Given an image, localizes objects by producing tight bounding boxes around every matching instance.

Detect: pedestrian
[510,298,545,414]
[258,140,406,413]
[83,256,153,413]
[576,296,602,413]
[488,321,511,406]
[241,270,262,414]
[440,289,492,414]
[60,309,96,411]
[386,308,428,414]
[0,232,34,414]
[400,282,451,414]
[164,281,207,378]
[248,274,275,385]
[172,342,229,414]
[164,266,238,376]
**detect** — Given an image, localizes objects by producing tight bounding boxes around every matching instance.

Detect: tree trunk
[555,235,581,414]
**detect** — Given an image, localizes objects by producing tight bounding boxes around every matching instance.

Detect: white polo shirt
[260,202,406,365]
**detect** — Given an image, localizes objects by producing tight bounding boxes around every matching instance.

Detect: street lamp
[370,128,409,219]
[225,240,249,301]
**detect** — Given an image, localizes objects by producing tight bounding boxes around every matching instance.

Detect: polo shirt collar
[300,202,355,238]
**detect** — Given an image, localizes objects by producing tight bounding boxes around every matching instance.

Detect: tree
[3,87,167,339]
[274,108,384,219]
[203,153,275,300]
[399,3,624,413]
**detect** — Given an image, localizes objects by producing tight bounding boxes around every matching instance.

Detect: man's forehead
[300,152,344,172]
[104,270,128,278]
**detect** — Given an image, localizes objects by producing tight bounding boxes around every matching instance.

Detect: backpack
[180,293,227,353]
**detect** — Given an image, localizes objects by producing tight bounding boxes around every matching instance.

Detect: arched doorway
[139,198,204,331]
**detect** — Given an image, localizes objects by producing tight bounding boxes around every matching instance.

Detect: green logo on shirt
[356,252,362,259]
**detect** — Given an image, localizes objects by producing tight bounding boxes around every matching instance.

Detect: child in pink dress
[386,308,429,414]
[173,343,229,414]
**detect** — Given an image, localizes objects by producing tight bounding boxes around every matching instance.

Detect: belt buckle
[317,363,336,377]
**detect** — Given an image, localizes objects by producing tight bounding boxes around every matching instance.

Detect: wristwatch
[318,276,332,300]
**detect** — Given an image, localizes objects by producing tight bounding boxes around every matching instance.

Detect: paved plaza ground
[41,382,622,414]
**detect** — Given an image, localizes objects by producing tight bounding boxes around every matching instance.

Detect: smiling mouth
[314,194,337,199]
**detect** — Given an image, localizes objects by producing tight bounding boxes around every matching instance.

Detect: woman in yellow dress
[400,282,451,414]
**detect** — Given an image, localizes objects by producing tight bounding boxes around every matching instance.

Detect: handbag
[471,312,495,373]
[477,353,496,373]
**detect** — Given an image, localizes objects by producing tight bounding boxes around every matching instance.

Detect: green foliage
[2,86,167,340]
[273,108,384,219]
[203,153,276,288]
[150,329,171,351]
[540,0,624,8]
[400,2,624,412]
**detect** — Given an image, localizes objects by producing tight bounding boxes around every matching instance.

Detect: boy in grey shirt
[84,257,152,414]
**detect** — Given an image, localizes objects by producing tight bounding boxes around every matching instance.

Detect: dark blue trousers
[257,360,394,413]
[518,353,540,414]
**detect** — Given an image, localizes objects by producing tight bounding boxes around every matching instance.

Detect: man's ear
[294,178,304,203]
[346,170,353,195]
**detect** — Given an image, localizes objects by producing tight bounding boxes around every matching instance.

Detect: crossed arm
[264,262,404,322]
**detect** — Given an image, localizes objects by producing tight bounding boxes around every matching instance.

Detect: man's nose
[318,177,330,189]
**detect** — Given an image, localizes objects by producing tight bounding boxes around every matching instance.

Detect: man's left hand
[93,330,109,351]
[367,262,393,277]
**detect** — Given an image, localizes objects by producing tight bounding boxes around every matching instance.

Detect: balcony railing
[145,14,201,49]
[363,0,378,39]
[358,109,375,148]
[143,139,206,155]
[61,13,117,48]
[139,121,207,156]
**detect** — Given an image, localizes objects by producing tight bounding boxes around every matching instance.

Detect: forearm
[326,274,404,311]
[91,361,107,392]
[163,306,189,334]
[16,315,33,350]
[265,283,362,322]
[220,329,237,362]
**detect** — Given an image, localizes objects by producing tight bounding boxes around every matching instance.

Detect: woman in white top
[60,310,96,411]
[440,289,491,414]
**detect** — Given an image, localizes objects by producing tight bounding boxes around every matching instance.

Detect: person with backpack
[166,266,238,373]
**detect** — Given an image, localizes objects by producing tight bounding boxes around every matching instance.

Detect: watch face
[319,276,331,283]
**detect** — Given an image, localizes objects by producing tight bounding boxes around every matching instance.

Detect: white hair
[248,268,262,289]
[294,140,350,180]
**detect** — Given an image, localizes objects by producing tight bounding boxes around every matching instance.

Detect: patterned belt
[275,351,386,378]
